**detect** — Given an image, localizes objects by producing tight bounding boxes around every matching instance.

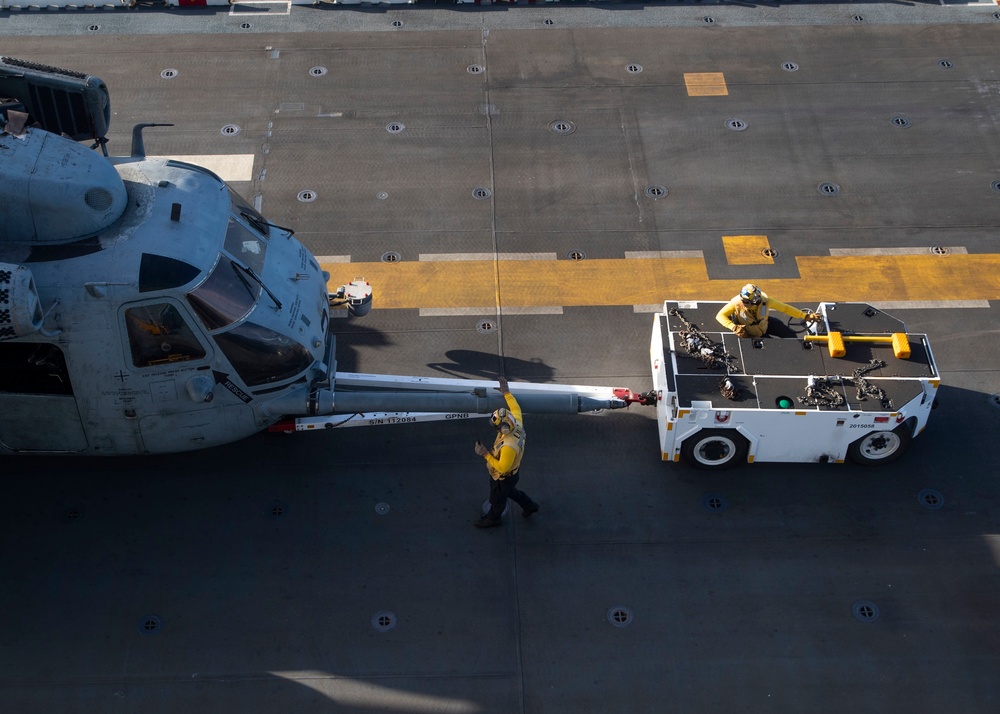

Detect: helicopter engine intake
[0,264,45,341]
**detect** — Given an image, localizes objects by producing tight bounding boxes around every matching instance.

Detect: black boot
[474,514,502,529]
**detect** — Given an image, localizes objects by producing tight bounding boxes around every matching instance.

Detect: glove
[474,441,489,457]
[496,376,509,395]
[802,312,821,323]
[733,325,748,337]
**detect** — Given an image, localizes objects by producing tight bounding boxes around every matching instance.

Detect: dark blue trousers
[487,470,536,520]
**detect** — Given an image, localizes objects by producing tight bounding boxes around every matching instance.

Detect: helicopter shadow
[427,350,557,383]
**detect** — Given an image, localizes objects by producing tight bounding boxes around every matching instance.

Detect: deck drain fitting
[990,392,1000,409]
[917,489,944,510]
[852,601,879,623]
[376,191,389,200]
[472,187,493,200]
[138,615,163,636]
[391,20,403,28]
[891,116,911,128]
[991,180,1000,193]
[726,118,748,132]
[818,182,841,196]
[852,14,865,23]
[372,611,397,632]
[160,69,178,79]
[270,500,288,518]
[309,66,328,77]
[467,64,485,75]
[626,64,643,74]
[702,494,728,512]
[297,189,317,203]
[566,250,586,261]
[544,19,555,25]
[476,319,496,335]
[375,502,391,516]
[240,22,252,30]
[703,16,716,24]
[60,507,84,524]
[607,606,634,628]
[938,60,954,69]
[782,61,799,72]
[761,247,779,259]
[386,122,406,134]
[88,24,100,31]
[929,246,949,255]
[221,124,241,137]
[549,120,576,134]
[645,185,668,199]
[548,120,576,135]
[381,251,401,263]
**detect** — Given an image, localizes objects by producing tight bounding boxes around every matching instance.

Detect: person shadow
[427,350,556,383]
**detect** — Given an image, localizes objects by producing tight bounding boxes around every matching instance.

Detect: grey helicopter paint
[0,58,631,455]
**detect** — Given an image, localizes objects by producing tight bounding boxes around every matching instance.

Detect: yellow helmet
[490,407,516,434]
[740,283,762,305]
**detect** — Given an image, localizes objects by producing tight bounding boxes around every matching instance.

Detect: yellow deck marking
[722,235,774,265]
[684,73,728,97]
[322,253,1000,310]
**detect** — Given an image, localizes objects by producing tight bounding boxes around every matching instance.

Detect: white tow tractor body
[650,301,940,469]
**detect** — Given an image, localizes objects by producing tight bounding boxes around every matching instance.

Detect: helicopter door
[0,343,88,452]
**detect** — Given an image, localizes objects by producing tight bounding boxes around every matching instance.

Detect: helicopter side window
[214,321,313,387]
[186,254,260,331]
[139,254,201,293]
[125,303,207,368]
[0,343,73,395]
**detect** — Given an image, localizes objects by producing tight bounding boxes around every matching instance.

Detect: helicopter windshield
[213,321,314,387]
[224,216,266,272]
[186,254,260,331]
[229,188,269,239]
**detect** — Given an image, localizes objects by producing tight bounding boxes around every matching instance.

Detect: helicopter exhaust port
[329,278,372,317]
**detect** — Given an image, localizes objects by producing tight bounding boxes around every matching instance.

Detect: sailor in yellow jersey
[716,283,820,338]
[473,376,540,529]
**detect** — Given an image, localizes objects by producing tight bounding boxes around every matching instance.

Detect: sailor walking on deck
[716,283,820,338]
[473,376,539,529]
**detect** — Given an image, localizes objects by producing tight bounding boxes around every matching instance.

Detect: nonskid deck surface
[2,6,1000,713]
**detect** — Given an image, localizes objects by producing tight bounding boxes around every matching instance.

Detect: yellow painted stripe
[722,235,773,265]
[321,253,1000,310]
[684,72,728,97]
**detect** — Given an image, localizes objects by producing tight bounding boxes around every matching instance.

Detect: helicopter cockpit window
[186,255,260,331]
[229,188,270,239]
[224,217,266,273]
[125,303,207,368]
[0,343,73,395]
[139,254,201,293]
[214,321,313,387]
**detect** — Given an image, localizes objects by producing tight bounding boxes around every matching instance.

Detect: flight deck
[1,4,1000,714]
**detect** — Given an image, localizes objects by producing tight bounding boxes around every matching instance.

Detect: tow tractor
[650,301,939,469]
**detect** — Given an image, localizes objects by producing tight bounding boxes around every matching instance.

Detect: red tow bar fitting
[613,388,657,406]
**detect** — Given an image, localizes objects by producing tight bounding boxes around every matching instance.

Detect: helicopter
[0,58,642,455]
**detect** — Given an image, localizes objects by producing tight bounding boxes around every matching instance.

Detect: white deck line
[418,252,557,261]
[870,300,990,309]
[149,154,255,182]
[314,255,352,263]
[419,306,564,317]
[624,250,706,260]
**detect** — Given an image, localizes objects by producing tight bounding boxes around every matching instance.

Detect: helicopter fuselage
[1,127,335,454]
